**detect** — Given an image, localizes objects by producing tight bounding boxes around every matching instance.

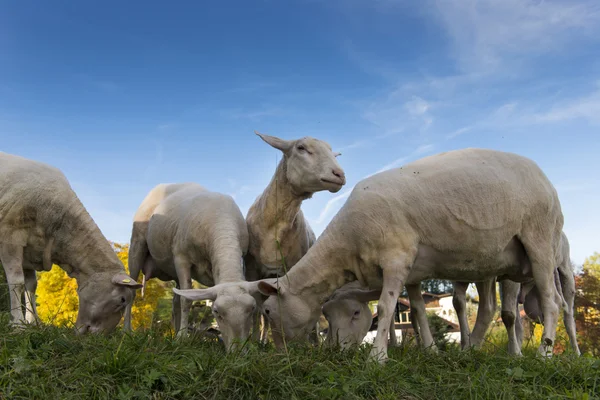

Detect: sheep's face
[75,272,142,334]
[211,290,257,351]
[173,283,257,352]
[255,131,346,194]
[258,281,318,347]
[322,297,372,349]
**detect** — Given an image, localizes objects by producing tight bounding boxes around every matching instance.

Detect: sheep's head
[322,296,373,349]
[75,272,142,334]
[255,130,346,195]
[174,282,258,351]
[257,280,320,347]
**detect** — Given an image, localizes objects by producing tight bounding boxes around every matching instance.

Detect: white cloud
[446,126,473,139]
[405,96,431,116]
[430,0,600,74]
[530,87,600,124]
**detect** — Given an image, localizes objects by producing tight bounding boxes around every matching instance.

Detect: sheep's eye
[297,145,306,152]
[121,297,126,304]
[265,309,270,315]
[353,310,360,317]
[212,308,219,315]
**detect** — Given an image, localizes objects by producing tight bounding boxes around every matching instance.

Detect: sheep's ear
[333,151,342,157]
[257,281,280,297]
[112,273,143,289]
[255,130,293,152]
[173,287,217,301]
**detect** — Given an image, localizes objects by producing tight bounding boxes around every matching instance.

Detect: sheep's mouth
[320,178,345,187]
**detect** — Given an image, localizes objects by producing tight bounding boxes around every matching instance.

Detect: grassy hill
[0,315,598,400]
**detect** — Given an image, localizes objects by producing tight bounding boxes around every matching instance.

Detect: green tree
[575,252,600,356]
[426,311,450,350]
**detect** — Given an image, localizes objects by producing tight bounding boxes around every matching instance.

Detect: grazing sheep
[256,148,565,363]
[322,278,496,351]
[244,131,345,342]
[0,152,142,333]
[124,182,261,350]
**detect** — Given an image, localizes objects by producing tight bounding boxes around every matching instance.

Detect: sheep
[0,152,142,333]
[322,276,497,351]
[124,182,262,350]
[327,239,579,357]
[256,148,565,363]
[244,131,346,342]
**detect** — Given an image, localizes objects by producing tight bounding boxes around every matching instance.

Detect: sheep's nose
[331,168,346,179]
[332,168,346,183]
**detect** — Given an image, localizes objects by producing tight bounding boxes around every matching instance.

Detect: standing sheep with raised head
[256,148,565,363]
[0,152,142,333]
[244,131,345,341]
[124,182,262,351]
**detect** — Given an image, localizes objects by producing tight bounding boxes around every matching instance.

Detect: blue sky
[1,0,599,265]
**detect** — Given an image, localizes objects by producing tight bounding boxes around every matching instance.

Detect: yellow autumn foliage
[37,265,79,326]
[36,242,168,330]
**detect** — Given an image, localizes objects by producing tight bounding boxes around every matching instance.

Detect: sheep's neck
[52,199,123,282]
[282,228,358,306]
[260,158,308,232]
[209,232,246,284]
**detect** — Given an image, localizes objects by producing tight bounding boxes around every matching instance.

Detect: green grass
[0,314,598,400]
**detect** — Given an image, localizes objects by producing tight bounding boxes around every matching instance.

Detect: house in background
[363,292,462,344]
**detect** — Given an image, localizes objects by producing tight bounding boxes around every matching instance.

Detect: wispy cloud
[529,85,600,124]
[430,0,600,74]
[446,126,473,139]
[360,90,435,136]
[375,144,435,174]
[314,189,352,224]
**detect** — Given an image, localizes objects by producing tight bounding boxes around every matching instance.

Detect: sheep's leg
[171,288,182,334]
[409,307,421,346]
[1,244,26,327]
[24,269,39,324]
[406,283,436,351]
[124,230,148,332]
[500,280,522,355]
[470,278,497,348]
[389,315,397,346]
[369,251,415,364]
[520,235,561,358]
[452,281,471,350]
[174,256,194,338]
[558,265,580,355]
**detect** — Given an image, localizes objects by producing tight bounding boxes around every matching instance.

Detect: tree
[574,252,600,356]
[421,279,453,294]
[426,311,450,350]
[37,265,79,326]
